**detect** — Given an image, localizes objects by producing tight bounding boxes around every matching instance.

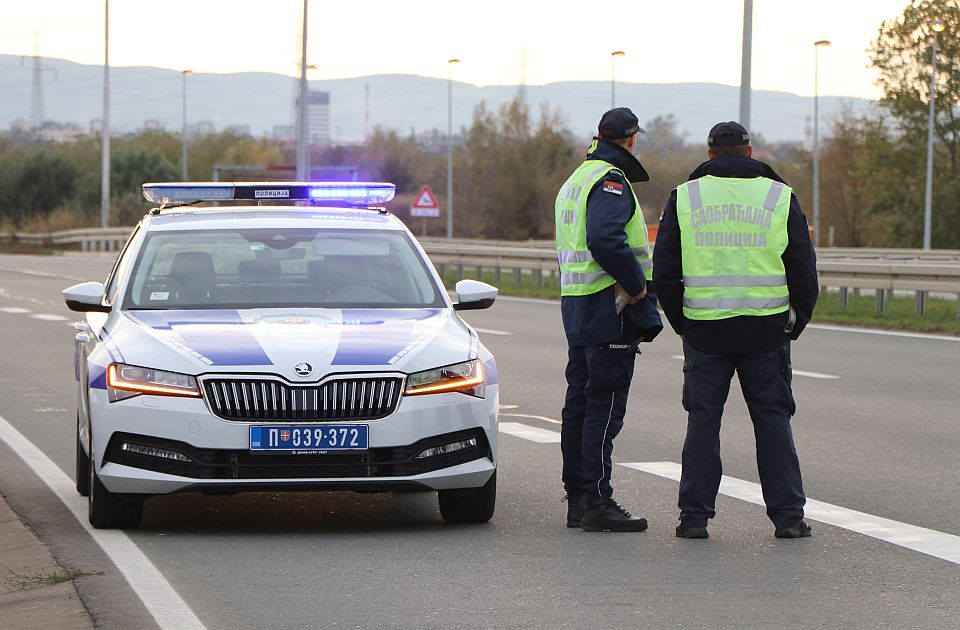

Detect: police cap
[708,121,751,147]
[598,107,644,140]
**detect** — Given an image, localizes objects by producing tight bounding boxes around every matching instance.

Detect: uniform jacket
[653,155,819,355]
[560,138,650,346]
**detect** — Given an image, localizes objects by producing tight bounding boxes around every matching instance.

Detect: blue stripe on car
[129,310,273,366]
[89,363,108,390]
[332,309,439,365]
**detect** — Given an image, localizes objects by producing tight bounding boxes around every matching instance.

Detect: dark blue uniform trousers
[561,345,636,500]
[679,340,806,529]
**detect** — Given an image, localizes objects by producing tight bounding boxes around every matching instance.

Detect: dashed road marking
[669,355,840,379]
[30,313,69,322]
[0,307,31,314]
[501,412,561,425]
[620,461,960,566]
[498,422,561,443]
[808,323,960,342]
[473,327,512,336]
[0,414,207,629]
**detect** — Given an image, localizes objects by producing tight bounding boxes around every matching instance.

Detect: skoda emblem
[294,362,313,377]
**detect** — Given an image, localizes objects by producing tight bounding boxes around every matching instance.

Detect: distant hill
[0,55,874,144]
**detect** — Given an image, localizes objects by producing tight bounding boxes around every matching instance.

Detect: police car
[63,182,499,529]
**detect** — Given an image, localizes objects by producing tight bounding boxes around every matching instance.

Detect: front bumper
[88,384,498,495]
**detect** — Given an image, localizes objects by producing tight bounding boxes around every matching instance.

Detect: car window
[104,225,141,305]
[123,228,443,310]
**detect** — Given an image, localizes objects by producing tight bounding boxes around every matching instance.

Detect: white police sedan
[63,182,499,529]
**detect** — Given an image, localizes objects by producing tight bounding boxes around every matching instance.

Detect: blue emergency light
[142,182,396,206]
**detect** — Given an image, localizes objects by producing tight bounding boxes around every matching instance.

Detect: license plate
[249,424,368,453]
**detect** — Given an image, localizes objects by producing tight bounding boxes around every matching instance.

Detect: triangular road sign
[413,186,439,209]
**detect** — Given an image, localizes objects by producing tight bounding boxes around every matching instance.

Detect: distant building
[143,119,164,132]
[272,124,296,141]
[225,124,251,137]
[307,91,330,147]
[193,120,215,136]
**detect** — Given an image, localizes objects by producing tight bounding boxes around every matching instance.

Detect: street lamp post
[181,69,193,181]
[446,58,460,240]
[610,51,625,109]
[923,19,946,250]
[813,40,831,249]
[100,0,110,228]
[739,0,753,130]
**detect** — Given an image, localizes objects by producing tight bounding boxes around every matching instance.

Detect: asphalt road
[0,253,958,629]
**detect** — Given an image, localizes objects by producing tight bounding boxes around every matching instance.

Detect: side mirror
[63,282,111,313]
[453,279,498,311]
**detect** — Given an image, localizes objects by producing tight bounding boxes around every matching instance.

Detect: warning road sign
[410,185,440,217]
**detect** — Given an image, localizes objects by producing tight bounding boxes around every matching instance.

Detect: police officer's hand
[615,284,647,305]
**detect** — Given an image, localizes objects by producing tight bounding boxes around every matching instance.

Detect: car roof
[143,206,407,232]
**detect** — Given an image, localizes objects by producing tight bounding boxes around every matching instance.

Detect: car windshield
[122,228,444,309]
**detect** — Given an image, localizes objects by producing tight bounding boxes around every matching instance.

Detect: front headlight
[107,363,201,402]
[405,359,485,398]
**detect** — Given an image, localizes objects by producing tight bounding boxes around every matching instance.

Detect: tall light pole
[100,0,110,228]
[812,40,831,248]
[296,0,309,181]
[923,19,946,250]
[446,58,460,240]
[739,0,753,129]
[181,69,193,181]
[610,51,625,109]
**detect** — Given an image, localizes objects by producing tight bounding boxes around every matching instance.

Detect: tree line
[1,0,957,249]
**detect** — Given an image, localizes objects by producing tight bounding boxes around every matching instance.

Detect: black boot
[775,521,812,538]
[581,497,648,532]
[563,494,584,528]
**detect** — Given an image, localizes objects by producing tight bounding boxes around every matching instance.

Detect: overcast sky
[1,0,917,99]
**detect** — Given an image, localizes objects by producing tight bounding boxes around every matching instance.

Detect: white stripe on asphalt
[0,307,31,314]
[669,356,840,380]
[807,323,960,343]
[30,313,69,322]
[473,327,512,336]
[0,414,207,629]
[501,412,561,425]
[498,422,561,443]
[0,266,88,282]
[620,461,960,567]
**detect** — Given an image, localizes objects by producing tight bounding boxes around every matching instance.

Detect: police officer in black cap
[653,121,819,539]
[555,107,654,532]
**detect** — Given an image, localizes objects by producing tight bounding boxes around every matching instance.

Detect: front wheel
[88,436,143,529]
[438,471,496,524]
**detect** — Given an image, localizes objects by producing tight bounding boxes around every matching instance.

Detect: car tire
[88,436,143,529]
[76,416,90,497]
[438,471,496,524]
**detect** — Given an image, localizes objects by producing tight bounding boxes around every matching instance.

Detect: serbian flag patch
[602,180,623,195]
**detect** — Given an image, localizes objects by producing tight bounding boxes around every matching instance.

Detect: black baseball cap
[708,121,751,147]
[598,107,644,140]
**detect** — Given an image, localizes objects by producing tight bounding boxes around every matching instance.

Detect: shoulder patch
[602,180,623,195]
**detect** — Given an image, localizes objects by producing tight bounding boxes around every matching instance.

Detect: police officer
[653,121,819,539]
[555,107,652,532]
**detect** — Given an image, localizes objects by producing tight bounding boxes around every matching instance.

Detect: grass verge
[443,269,960,336]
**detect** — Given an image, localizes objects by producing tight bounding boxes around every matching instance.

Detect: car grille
[202,377,403,422]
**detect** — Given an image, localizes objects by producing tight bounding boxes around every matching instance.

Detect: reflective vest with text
[676,175,790,320]
[555,160,652,297]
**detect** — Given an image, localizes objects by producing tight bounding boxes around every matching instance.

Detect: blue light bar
[142,182,396,206]
[308,183,395,204]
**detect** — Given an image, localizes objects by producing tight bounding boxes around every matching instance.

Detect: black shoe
[563,494,584,528]
[675,521,709,539]
[581,497,648,532]
[775,521,813,538]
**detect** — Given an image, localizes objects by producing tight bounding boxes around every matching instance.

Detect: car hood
[105,308,479,379]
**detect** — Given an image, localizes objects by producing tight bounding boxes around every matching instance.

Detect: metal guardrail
[4,229,959,317]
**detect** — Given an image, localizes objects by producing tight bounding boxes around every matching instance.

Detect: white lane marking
[669,356,840,380]
[498,422,561,443]
[620,461,960,566]
[0,415,207,629]
[501,412,561,425]
[30,313,69,322]
[499,404,519,410]
[0,307,32,314]
[473,327,512,336]
[0,266,88,282]
[807,323,960,343]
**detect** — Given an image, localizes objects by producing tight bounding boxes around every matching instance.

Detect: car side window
[104,225,141,305]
